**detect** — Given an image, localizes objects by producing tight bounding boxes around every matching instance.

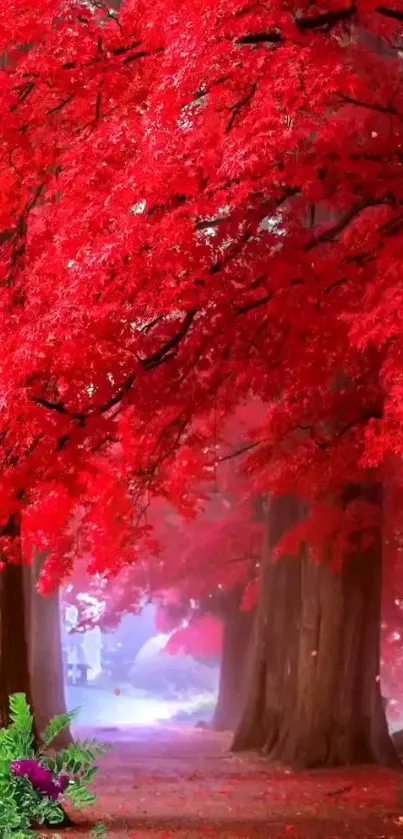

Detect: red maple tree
[0,0,402,761]
[0,1,399,541]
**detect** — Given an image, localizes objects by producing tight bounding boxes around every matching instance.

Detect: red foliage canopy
[0,0,400,597]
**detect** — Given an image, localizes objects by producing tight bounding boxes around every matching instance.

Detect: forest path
[62,725,403,838]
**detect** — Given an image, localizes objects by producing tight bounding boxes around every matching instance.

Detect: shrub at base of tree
[0,693,108,839]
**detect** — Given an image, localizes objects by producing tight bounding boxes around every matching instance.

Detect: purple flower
[11,759,69,800]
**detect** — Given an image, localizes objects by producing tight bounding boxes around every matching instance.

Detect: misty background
[61,596,220,730]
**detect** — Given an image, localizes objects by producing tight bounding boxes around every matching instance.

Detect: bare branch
[218,441,263,462]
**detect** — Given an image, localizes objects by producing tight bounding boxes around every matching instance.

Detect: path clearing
[62,725,403,838]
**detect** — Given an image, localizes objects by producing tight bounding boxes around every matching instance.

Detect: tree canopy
[0,0,401,594]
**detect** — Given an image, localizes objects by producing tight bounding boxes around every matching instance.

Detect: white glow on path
[67,686,212,728]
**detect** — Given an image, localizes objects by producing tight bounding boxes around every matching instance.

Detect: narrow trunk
[25,553,72,748]
[233,494,398,767]
[213,607,254,731]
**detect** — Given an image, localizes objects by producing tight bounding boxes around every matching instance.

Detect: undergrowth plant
[0,693,109,839]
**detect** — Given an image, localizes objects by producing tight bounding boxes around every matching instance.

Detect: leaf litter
[50,726,403,839]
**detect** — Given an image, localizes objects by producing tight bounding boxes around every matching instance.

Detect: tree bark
[232,495,399,768]
[0,559,34,729]
[269,544,397,767]
[25,552,72,748]
[0,539,70,743]
[232,495,304,753]
[212,606,254,731]
[0,537,74,828]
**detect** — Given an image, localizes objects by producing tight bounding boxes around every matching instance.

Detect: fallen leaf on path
[325,785,353,797]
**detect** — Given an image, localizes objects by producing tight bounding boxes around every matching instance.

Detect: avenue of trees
[0,0,402,769]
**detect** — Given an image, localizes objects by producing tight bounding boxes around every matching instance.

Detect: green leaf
[0,693,108,836]
[90,822,108,838]
[3,832,37,839]
[7,694,34,754]
[81,765,98,784]
[41,805,66,824]
[67,782,96,807]
[8,694,33,731]
[76,738,110,758]
[40,708,80,748]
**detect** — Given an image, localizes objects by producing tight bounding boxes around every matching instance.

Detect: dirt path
[61,725,403,838]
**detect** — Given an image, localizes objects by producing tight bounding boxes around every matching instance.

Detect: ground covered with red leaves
[58,726,403,838]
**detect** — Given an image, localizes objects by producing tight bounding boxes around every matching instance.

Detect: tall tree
[24,553,71,747]
[212,592,254,732]
[0,536,70,741]
[0,513,70,739]
[0,0,401,768]
[234,494,397,767]
[0,531,33,728]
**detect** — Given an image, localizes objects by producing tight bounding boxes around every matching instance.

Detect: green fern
[40,708,81,748]
[67,781,97,807]
[0,693,109,839]
[7,693,35,757]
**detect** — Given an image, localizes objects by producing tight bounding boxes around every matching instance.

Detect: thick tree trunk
[233,495,399,768]
[212,606,254,731]
[232,496,304,753]
[0,560,34,729]
[269,545,397,767]
[0,538,74,828]
[25,552,72,748]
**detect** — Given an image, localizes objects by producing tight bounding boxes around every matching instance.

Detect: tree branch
[340,94,403,121]
[31,310,197,424]
[305,195,396,251]
[313,409,383,450]
[297,5,357,30]
[238,31,283,45]
[218,441,263,462]
[375,6,403,21]
[226,82,257,134]
[234,292,274,315]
